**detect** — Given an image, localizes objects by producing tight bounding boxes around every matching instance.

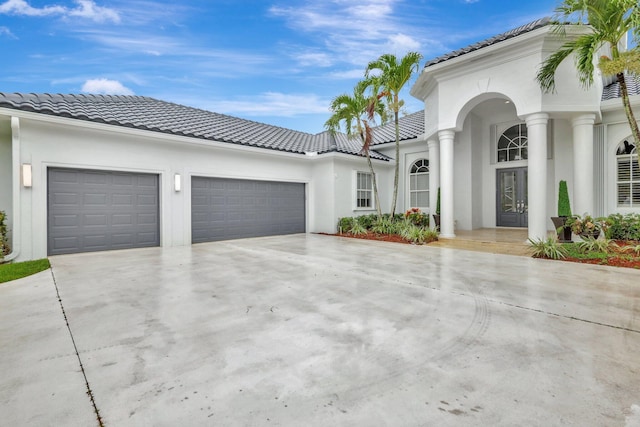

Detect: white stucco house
[1,17,639,261]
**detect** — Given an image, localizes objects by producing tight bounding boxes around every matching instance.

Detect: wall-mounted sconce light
[22,164,32,188]
[174,173,181,192]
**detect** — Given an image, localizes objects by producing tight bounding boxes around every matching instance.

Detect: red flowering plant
[404,207,429,227]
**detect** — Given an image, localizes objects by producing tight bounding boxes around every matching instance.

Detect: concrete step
[431,237,532,257]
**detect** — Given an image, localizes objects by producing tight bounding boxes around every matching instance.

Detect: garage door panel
[83,172,108,184]
[48,168,160,255]
[50,169,80,184]
[137,194,157,206]
[52,236,80,251]
[83,234,109,249]
[191,176,305,243]
[84,214,108,226]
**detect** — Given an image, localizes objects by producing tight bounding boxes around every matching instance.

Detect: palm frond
[573,33,601,87]
[537,44,576,93]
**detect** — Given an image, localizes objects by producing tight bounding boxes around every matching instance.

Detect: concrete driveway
[2,234,640,426]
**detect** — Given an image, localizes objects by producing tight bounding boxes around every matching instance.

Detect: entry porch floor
[432,227,532,256]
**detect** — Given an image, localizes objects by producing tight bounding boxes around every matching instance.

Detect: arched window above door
[616,139,639,207]
[497,124,528,163]
[409,159,429,208]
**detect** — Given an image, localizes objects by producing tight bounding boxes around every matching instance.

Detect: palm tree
[325,80,388,219]
[537,0,640,167]
[365,52,423,217]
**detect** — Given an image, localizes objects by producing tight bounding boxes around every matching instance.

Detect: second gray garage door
[191,177,305,243]
[48,168,160,255]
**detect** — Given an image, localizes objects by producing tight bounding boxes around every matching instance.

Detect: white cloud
[202,92,330,117]
[295,52,333,67]
[68,0,120,24]
[0,0,65,16]
[386,33,421,53]
[0,25,16,38]
[81,78,134,95]
[328,69,366,79]
[0,0,120,23]
[269,0,425,68]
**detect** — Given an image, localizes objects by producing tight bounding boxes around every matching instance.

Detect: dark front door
[496,167,528,227]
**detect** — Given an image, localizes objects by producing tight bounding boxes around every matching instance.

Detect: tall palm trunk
[359,131,382,220]
[365,149,382,220]
[618,72,640,169]
[389,108,400,217]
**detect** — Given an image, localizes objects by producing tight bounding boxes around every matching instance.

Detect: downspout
[3,116,21,262]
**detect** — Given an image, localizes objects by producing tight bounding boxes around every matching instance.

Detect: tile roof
[371,110,424,145]
[601,74,640,101]
[0,93,425,161]
[424,17,552,68]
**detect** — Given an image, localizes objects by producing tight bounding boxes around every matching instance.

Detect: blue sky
[0,0,559,133]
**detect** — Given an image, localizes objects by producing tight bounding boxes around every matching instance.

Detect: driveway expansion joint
[51,268,104,427]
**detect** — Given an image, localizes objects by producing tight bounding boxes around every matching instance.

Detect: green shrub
[404,208,429,227]
[605,213,640,241]
[557,180,572,217]
[435,187,441,215]
[562,243,609,262]
[349,221,367,235]
[576,236,618,254]
[371,217,399,234]
[356,214,377,230]
[623,244,640,256]
[400,224,438,244]
[528,237,567,259]
[0,211,10,259]
[337,217,355,234]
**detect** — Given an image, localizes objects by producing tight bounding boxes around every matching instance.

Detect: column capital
[438,129,456,141]
[571,113,597,127]
[524,112,549,127]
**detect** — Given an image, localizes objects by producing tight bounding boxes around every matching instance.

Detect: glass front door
[496,167,528,227]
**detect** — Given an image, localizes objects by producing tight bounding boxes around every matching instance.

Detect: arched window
[497,124,528,162]
[409,159,429,208]
[616,140,639,207]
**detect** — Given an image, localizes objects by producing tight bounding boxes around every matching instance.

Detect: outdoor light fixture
[174,173,181,192]
[22,164,32,188]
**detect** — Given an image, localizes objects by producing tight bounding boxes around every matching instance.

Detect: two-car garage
[47,168,306,255]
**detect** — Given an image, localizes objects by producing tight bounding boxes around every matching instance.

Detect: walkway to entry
[432,227,531,256]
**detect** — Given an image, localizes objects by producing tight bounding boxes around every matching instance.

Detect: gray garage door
[191,177,305,243]
[48,168,160,255]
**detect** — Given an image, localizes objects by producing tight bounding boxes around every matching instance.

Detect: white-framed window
[356,171,373,209]
[409,159,429,208]
[497,123,528,162]
[616,140,639,207]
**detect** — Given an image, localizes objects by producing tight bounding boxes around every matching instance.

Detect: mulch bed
[319,233,640,269]
[562,240,640,269]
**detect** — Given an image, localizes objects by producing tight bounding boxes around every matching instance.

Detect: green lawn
[0,259,51,283]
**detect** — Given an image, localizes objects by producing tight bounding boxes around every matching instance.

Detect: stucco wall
[10,115,375,260]
[601,113,640,215]
[0,121,12,246]
[401,143,430,213]
[332,156,394,224]
[551,119,574,216]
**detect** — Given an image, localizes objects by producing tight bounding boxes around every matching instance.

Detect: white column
[427,138,440,231]
[525,113,549,242]
[438,129,455,238]
[572,113,596,216]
